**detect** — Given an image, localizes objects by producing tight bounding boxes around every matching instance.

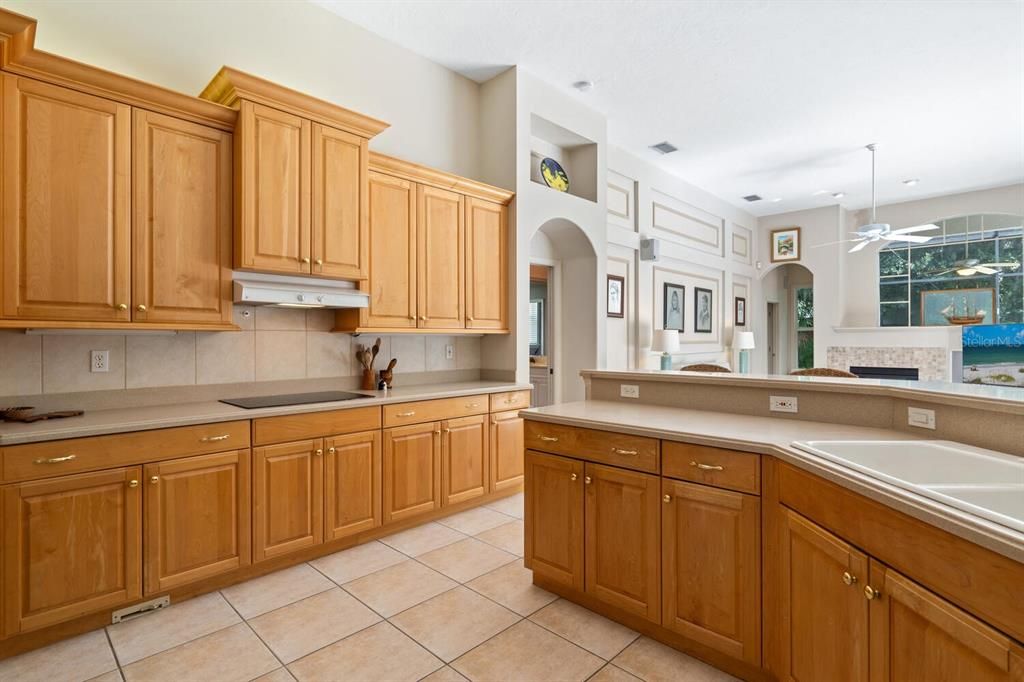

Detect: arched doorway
[761,263,814,374]
[528,218,598,404]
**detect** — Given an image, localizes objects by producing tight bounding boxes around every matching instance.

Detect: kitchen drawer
[524,420,659,474]
[383,395,487,427]
[2,421,251,482]
[253,406,381,445]
[489,390,531,412]
[662,441,760,494]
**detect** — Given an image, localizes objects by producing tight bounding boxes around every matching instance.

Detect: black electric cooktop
[220,391,372,409]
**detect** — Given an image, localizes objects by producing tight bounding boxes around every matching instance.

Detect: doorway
[528,262,554,407]
[766,302,778,374]
[762,263,814,373]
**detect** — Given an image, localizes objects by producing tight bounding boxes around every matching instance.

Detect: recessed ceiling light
[832,192,845,199]
[572,80,594,92]
[742,194,763,202]
[771,197,783,203]
[649,141,678,154]
[903,178,920,186]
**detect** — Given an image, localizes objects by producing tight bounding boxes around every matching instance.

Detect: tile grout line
[525,602,641,664]
[101,627,125,680]
[217,588,290,676]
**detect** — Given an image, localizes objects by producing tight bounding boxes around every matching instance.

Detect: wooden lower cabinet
[325,430,381,540]
[253,439,324,562]
[143,451,251,593]
[584,463,661,623]
[383,422,441,523]
[442,414,488,506]
[524,450,584,590]
[2,468,142,636]
[780,508,869,682]
[868,560,1023,681]
[489,410,524,492]
[662,478,760,664]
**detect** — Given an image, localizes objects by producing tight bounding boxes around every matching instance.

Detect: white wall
[3,0,482,177]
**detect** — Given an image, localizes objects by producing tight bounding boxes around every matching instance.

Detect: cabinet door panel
[524,450,583,590]
[442,414,488,506]
[133,109,233,324]
[465,198,507,330]
[663,479,760,664]
[144,450,250,593]
[417,185,463,329]
[869,561,1020,682]
[2,75,131,321]
[364,172,417,328]
[312,124,367,279]
[2,468,142,635]
[584,462,661,622]
[237,101,310,274]
[383,423,440,523]
[780,509,869,682]
[325,430,381,540]
[253,439,323,561]
[490,410,524,492]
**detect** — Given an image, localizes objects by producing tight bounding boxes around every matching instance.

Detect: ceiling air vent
[742,194,763,202]
[649,141,678,155]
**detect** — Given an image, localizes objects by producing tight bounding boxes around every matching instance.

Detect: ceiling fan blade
[890,223,940,235]
[979,262,1021,268]
[974,266,997,275]
[930,268,958,276]
[849,240,870,253]
[885,234,933,244]
[812,238,862,249]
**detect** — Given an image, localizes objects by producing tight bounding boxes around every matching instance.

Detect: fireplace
[849,366,919,381]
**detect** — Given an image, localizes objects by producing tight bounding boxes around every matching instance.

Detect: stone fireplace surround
[827,346,949,381]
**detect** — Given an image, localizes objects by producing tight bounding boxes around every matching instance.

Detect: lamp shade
[651,329,680,354]
[735,331,756,350]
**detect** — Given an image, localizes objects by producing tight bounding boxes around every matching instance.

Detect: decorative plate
[540,157,570,192]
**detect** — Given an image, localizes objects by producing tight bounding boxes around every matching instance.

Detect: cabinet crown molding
[0,9,236,131]
[370,152,515,205]
[200,66,389,139]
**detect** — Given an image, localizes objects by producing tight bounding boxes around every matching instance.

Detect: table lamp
[652,329,679,370]
[735,331,755,374]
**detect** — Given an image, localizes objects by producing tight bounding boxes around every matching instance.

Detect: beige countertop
[521,400,1024,564]
[0,381,530,447]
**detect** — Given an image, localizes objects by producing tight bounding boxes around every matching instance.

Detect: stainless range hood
[232,271,369,309]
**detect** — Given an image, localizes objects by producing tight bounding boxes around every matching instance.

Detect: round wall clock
[540,157,570,192]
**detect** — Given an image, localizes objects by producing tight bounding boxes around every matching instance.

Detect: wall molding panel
[731,223,753,265]
[650,188,725,256]
[607,169,637,231]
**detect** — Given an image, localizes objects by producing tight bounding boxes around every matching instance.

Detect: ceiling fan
[928,258,1021,277]
[815,144,939,253]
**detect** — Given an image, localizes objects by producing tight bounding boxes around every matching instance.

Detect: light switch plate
[620,384,640,399]
[445,344,454,360]
[770,395,798,413]
[907,406,936,429]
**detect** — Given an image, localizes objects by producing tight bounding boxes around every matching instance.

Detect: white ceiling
[314,0,1024,217]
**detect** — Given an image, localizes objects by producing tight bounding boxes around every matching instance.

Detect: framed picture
[920,288,996,326]
[663,283,685,331]
[606,275,625,318]
[735,296,746,326]
[694,287,713,333]
[770,227,801,263]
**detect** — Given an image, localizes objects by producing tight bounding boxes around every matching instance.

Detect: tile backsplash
[0,307,482,398]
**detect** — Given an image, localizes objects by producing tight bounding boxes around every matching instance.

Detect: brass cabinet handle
[408,315,416,320]
[315,448,323,457]
[468,317,475,322]
[690,461,724,471]
[128,479,139,488]
[150,476,160,484]
[315,258,323,265]
[34,454,77,465]
[538,435,559,442]
[328,446,336,455]
[396,411,416,417]
[434,430,441,435]
[843,571,857,586]
[443,428,451,434]
[419,316,428,321]
[137,304,147,312]
[117,303,128,311]
[612,448,638,456]
[200,434,230,443]
[864,585,881,601]
[301,257,311,264]
[570,473,578,481]
[584,476,592,485]
[466,403,480,408]
[663,494,672,503]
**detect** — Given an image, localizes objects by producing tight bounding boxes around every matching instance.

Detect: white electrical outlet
[90,350,110,373]
[620,384,640,399]
[769,395,798,413]
[445,344,454,360]
[907,406,936,430]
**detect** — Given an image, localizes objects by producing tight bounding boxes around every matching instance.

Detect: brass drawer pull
[663,494,672,503]
[690,461,724,472]
[570,473,578,481]
[328,447,336,455]
[864,585,881,601]
[200,434,231,443]
[466,403,480,408]
[150,476,160,484]
[396,411,416,417]
[538,435,559,442]
[315,448,323,457]
[843,571,857,586]
[34,454,76,465]
[612,448,638,456]
[128,479,139,488]
[584,476,592,485]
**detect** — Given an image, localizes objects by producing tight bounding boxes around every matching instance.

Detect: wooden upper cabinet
[584,462,661,623]
[465,198,508,330]
[382,422,441,524]
[2,75,131,321]
[133,109,233,325]
[441,414,488,506]
[2,468,142,636]
[311,124,368,279]
[364,171,417,328]
[253,439,324,562]
[490,410,524,492]
[780,509,869,682]
[325,430,381,541]
[662,479,761,665]
[144,450,250,593]
[236,101,311,274]
[417,185,464,329]
[868,560,1023,682]
[524,450,584,590]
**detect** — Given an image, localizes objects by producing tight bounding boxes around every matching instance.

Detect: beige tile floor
[0,493,737,682]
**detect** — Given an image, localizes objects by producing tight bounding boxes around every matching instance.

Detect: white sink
[792,440,1024,534]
